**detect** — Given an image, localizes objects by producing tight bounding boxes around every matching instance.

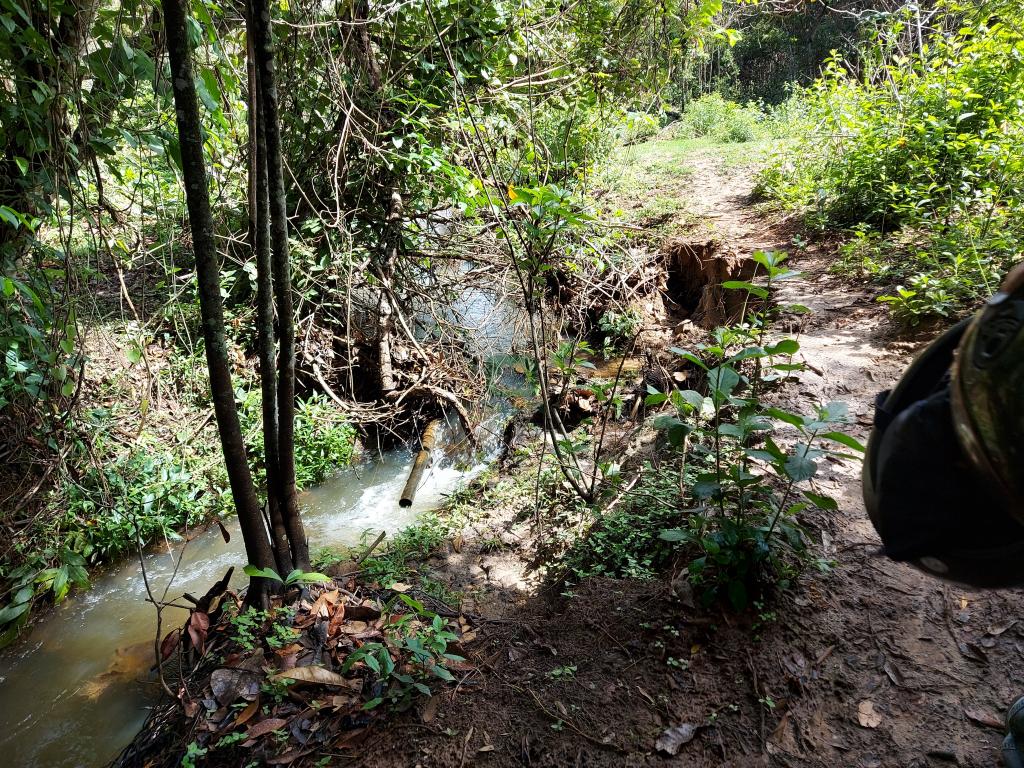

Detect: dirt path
[355,147,1024,768]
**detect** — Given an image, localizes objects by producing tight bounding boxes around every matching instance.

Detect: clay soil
[339,147,1024,768]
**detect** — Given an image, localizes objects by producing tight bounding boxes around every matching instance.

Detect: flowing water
[0,276,522,767]
[0,427,493,767]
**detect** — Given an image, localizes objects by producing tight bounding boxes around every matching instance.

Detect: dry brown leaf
[210,668,260,706]
[964,707,1003,730]
[883,661,904,687]
[234,699,260,728]
[655,723,700,755]
[987,620,1018,636]
[420,696,439,724]
[246,717,288,739]
[266,748,310,765]
[346,604,381,621]
[857,700,882,729]
[272,665,355,687]
[331,693,358,710]
[160,628,180,661]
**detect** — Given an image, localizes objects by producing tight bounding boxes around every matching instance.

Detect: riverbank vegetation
[2,0,1023,765]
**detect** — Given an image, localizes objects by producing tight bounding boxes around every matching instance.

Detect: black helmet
[863,264,1024,587]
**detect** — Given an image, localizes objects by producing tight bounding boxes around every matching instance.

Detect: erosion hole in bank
[662,238,758,329]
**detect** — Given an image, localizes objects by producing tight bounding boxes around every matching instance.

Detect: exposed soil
[337,148,1024,767]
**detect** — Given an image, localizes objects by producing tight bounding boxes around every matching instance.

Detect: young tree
[250,0,310,571]
[160,0,276,594]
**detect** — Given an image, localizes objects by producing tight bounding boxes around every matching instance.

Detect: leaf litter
[132,569,476,766]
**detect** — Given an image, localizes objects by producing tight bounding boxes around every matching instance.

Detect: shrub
[668,93,794,144]
[240,391,357,489]
[561,252,859,608]
[759,1,1024,321]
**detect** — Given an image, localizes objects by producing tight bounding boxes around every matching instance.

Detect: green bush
[667,94,779,144]
[560,468,681,580]
[293,394,357,487]
[759,2,1024,322]
[240,391,357,490]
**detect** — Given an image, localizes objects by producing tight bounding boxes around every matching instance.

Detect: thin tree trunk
[246,21,293,576]
[161,0,275,593]
[251,0,309,570]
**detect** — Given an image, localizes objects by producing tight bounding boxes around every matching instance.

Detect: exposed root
[661,238,757,328]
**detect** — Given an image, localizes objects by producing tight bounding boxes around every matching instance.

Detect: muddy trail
[345,148,1024,768]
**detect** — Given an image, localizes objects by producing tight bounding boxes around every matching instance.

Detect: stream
[0,278,522,768]
[0,426,496,768]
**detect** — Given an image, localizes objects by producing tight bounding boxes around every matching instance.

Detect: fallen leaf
[883,661,904,687]
[964,707,1003,730]
[345,604,381,621]
[160,628,180,660]
[331,694,357,711]
[655,723,700,755]
[478,744,495,753]
[272,665,357,687]
[857,700,882,729]
[420,695,439,723]
[247,717,289,739]
[390,582,411,593]
[235,699,260,728]
[266,748,310,765]
[960,641,989,663]
[987,620,1017,636]
[210,668,260,706]
[187,611,210,652]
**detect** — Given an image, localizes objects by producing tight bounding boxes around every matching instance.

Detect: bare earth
[351,148,1023,768]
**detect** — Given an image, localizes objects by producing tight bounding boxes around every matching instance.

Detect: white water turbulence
[0,418,498,768]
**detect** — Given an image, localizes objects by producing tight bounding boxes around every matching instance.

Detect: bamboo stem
[399,419,442,508]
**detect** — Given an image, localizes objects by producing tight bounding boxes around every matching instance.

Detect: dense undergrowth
[335,250,860,615]
[758,0,1024,323]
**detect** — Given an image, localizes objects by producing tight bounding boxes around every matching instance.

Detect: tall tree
[251,0,310,570]
[160,0,276,594]
[246,22,293,577]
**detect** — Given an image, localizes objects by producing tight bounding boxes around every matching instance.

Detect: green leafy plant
[759,1,1024,321]
[559,252,860,609]
[343,594,463,711]
[241,565,331,586]
[597,308,642,355]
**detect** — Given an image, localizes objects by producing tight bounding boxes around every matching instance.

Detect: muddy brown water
[0,427,494,768]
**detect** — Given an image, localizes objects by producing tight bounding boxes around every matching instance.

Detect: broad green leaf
[242,564,283,582]
[822,431,865,453]
[804,492,838,510]
[766,339,799,356]
[659,528,690,542]
[722,280,768,298]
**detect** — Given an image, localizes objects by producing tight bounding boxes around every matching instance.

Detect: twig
[355,530,387,564]
[521,687,626,752]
